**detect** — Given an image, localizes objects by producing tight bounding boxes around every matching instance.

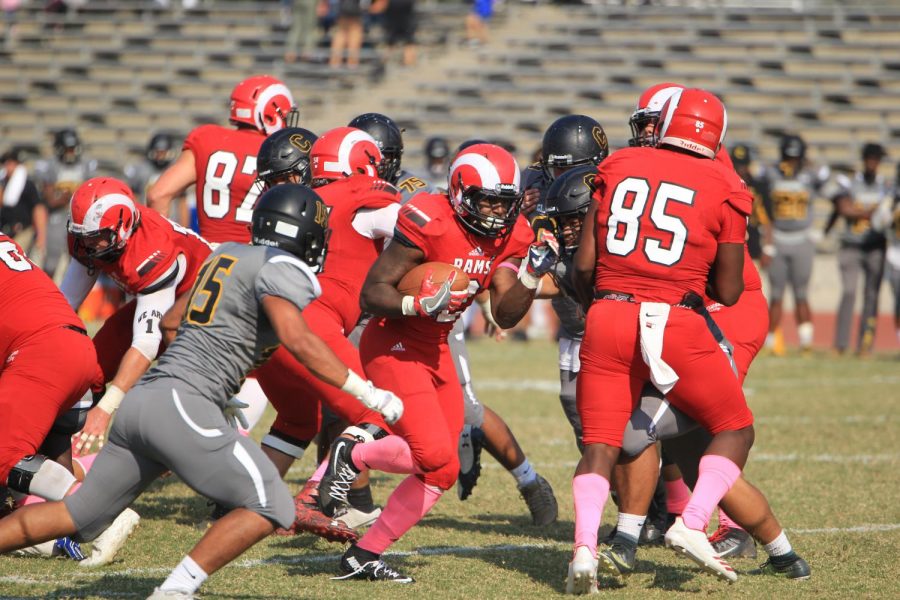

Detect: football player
[568,89,755,590]
[0,184,402,600]
[417,136,451,190]
[758,134,829,355]
[831,143,890,355]
[148,75,298,431]
[316,143,559,581]
[60,178,213,457]
[252,126,402,541]
[0,233,99,561]
[255,126,318,188]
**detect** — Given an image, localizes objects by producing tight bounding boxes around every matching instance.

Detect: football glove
[222,397,250,430]
[402,269,459,318]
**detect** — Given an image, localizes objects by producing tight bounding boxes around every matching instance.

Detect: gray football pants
[835,244,885,351]
[64,381,294,541]
[768,239,815,302]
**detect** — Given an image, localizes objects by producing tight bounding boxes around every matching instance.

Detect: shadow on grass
[418,512,607,544]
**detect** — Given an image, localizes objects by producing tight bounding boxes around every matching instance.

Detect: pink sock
[682,455,742,531]
[352,435,421,474]
[357,475,442,555]
[22,494,44,506]
[665,477,692,515]
[717,509,744,531]
[74,452,99,474]
[309,458,329,484]
[572,473,610,557]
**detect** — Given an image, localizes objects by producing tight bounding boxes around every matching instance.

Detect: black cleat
[753,552,811,580]
[457,425,484,501]
[333,546,414,583]
[519,474,559,526]
[709,525,757,559]
[598,536,637,579]
[318,437,360,517]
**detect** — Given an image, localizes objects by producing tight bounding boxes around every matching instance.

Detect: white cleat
[334,505,382,529]
[80,508,140,567]
[146,588,195,599]
[565,545,599,594]
[664,517,737,583]
[13,540,56,558]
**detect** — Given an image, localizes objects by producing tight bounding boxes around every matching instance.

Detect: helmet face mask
[347,113,404,184]
[448,143,523,238]
[68,177,140,263]
[146,133,177,169]
[628,82,685,147]
[55,128,82,165]
[256,127,318,191]
[251,184,330,272]
[540,115,608,182]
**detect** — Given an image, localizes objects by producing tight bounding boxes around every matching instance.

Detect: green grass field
[1,341,898,599]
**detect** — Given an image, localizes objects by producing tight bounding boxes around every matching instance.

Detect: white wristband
[762,244,776,258]
[97,385,125,414]
[341,370,370,398]
[518,271,541,290]
[401,295,417,316]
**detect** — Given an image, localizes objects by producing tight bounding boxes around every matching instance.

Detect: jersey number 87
[203,151,259,223]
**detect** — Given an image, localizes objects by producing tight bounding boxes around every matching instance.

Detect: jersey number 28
[605,177,695,266]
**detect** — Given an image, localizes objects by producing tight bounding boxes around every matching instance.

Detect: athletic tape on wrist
[97,385,125,414]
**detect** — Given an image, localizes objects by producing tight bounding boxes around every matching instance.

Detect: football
[398,262,471,296]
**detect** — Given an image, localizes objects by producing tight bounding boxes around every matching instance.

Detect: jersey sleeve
[254,252,322,312]
[394,197,448,252]
[717,201,748,244]
[183,124,215,155]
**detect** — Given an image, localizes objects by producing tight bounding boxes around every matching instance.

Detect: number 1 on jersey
[203,151,259,223]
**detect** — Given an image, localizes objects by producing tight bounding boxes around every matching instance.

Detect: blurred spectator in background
[33,128,97,282]
[382,0,417,67]
[832,143,890,355]
[465,0,493,47]
[284,0,320,63]
[330,0,382,68]
[2,0,21,46]
[759,134,829,355]
[0,148,46,261]
[730,143,772,260]
[124,132,191,227]
[416,136,450,189]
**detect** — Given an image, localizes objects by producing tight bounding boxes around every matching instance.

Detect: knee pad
[7,455,75,500]
[343,423,389,443]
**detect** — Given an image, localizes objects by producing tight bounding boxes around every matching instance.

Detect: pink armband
[497,261,519,272]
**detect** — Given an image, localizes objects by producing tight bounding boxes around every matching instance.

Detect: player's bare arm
[360,239,425,318]
[147,149,196,216]
[835,193,875,220]
[710,242,745,307]
[488,258,539,329]
[573,200,599,310]
[161,292,191,346]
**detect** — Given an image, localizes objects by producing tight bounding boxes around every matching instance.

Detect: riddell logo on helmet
[495,183,518,193]
[548,153,573,164]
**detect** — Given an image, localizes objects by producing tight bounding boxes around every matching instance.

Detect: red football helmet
[628,82,685,147]
[67,177,140,262]
[309,126,382,185]
[448,143,523,238]
[656,88,727,160]
[230,75,297,135]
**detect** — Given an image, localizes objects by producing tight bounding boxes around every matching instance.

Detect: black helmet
[54,128,82,164]
[424,136,450,161]
[538,165,595,253]
[146,132,178,169]
[541,115,608,179]
[780,134,806,161]
[456,138,490,154]
[347,112,403,184]
[257,127,318,189]
[251,184,330,272]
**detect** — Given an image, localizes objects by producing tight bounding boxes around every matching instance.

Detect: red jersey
[0,234,85,357]
[70,204,212,297]
[316,175,401,331]
[714,143,762,296]
[593,147,752,304]
[385,192,533,341]
[185,124,266,244]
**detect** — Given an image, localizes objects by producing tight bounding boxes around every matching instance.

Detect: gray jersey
[140,242,321,405]
[549,253,585,341]
[396,169,433,204]
[835,172,890,247]
[764,163,826,234]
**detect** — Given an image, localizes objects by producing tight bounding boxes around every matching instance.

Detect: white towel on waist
[638,302,679,395]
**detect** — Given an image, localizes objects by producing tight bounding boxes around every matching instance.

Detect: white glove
[222,397,250,430]
[342,371,404,424]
